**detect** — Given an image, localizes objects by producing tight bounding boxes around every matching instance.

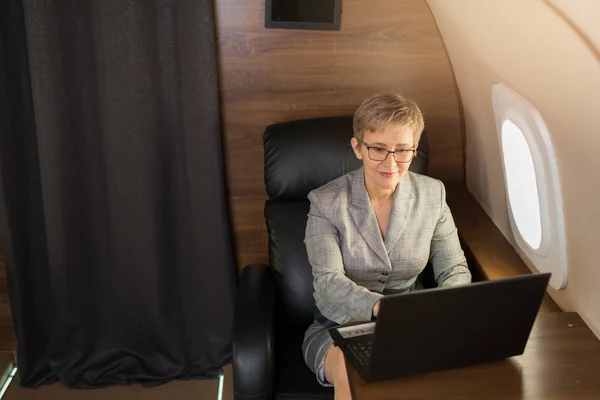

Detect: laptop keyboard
[349,340,373,367]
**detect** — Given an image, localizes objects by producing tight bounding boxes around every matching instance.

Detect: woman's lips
[379,172,397,178]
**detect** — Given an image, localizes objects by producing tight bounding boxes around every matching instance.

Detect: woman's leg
[324,346,352,400]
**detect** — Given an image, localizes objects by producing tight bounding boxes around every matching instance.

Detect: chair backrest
[263,116,429,328]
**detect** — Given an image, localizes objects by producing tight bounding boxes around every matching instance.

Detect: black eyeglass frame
[357,139,418,163]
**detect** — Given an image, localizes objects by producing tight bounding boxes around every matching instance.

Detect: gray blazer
[304,167,471,325]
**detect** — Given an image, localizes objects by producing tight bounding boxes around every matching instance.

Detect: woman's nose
[383,153,397,167]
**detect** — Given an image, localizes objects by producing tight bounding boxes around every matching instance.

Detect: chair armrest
[233,264,276,400]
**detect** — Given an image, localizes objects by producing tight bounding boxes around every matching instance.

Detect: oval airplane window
[500,119,542,250]
[492,83,568,290]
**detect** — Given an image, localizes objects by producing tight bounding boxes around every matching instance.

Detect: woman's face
[351,127,417,192]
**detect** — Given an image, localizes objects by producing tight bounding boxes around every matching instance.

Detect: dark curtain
[0,0,236,388]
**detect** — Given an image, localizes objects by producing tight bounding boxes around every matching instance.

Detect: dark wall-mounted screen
[265,0,342,31]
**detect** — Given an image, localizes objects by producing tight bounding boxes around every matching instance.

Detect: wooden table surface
[347,312,600,399]
[444,184,560,314]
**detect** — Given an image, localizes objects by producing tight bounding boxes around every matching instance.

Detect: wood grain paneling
[0,257,16,352]
[0,233,16,351]
[215,0,464,269]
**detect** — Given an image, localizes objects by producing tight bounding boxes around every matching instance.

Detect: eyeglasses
[359,140,417,163]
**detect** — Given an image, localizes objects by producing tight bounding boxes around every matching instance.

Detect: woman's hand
[373,300,381,317]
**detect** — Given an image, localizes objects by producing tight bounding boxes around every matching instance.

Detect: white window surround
[491,83,568,290]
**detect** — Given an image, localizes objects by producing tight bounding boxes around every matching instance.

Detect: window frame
[491,83,568,290]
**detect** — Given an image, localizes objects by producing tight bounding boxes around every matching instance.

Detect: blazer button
[379,280,385,284]
[381,272,389,276]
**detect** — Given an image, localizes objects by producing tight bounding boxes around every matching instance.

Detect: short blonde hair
[353,94,425,144]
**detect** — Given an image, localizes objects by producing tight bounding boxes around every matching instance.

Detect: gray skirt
[302,283,423,386]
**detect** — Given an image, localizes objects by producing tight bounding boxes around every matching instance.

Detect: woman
[302,94,472,399]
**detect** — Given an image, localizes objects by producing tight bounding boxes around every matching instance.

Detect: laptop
[328,273,551,382]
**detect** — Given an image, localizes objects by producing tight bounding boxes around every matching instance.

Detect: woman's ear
[351,137,362,159]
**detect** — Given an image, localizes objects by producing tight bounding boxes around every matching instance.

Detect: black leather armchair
[232,116,431,400]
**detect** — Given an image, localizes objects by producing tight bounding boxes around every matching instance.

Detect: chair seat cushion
[275,328,334,400]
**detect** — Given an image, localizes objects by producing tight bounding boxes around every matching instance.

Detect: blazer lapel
[385,173,415,253]
[349,168,391,267]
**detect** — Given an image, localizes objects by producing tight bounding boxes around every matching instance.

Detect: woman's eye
[373,147,387,154]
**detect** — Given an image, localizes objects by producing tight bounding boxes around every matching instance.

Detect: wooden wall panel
[0,236,8,305]
[0,233,16,351]
[215,0,464,269]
